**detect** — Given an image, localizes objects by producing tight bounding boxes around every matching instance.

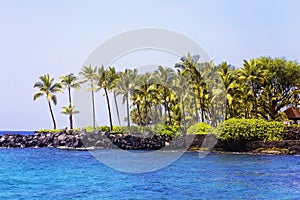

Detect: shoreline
[0,130,299,155]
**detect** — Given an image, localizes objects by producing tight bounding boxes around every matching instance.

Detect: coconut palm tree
[153,66,176,124]
[115,69,137,127]
[218,62,236,120]
[61,104,80,129]
[239,59,267,118]
[173,72,193,128]
[60,73,81,129]
[80,65,98,129]
[175,53,206,122]
[33,74,62,129]
[96,66,119,131]
[132,73,156,126]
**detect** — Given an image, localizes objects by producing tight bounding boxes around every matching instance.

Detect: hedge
[187,122,211,134]
[218,118,285,141]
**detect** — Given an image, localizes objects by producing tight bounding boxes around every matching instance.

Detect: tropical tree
[33,74,62,129]
[60,73,81,129]
[173,71,192,129]
[131,73,157,126]
[153,66,176,124]
[257,57,300,119]
[238,59,267,118]
[218,62,236,120]
[61,104,80,129]
[115,69,137,127]
[80,65,98,129]
[96,66,119,131]
[175,53,201,121]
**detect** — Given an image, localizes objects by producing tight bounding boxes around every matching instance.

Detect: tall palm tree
[60,73,81,129]
[239,59,267,118]
[80,65,98,129]
[173,72,193,129]
[61,104,80,129]
[96,66,119,131]
[218,62,236,120]
[115,69,137,127]
[33,74,62,129]
[132,73,156,126]
[153,66,176,124]
[175,53,206,122]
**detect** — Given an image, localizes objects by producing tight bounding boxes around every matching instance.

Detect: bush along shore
[0,127,299,155]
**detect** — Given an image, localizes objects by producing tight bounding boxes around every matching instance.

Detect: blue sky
[0,0,300,130]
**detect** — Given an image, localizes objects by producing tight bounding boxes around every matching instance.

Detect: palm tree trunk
[114,92,121,126]
[225,97,229,120]
[68,87,72,104]
[104,88,113,132]
[164,97,167,123]
[69,114,73,129]
[167,103,172,125]
[68,87,73,129]
[144,97,148,125]
[91,90,96,129]
[48,100,56,129]
[193,97,199,122]
[126,94,130,127]
[252,82,258,118]
[137,103,142,126]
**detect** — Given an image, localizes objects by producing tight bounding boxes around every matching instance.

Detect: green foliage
[98,125,110,132]
[151,123,180,137]
[111,126,125,133]
[219,118,285,141]
[187,122,211,134]
[85,126,96,132]
[39,129,62,133]
[121,126,150,134]
[274,111,288,122]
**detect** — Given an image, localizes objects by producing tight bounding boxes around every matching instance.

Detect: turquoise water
[0,149,299,200]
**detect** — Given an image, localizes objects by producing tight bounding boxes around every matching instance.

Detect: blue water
[0,131,34,136]
[0,149,299,200]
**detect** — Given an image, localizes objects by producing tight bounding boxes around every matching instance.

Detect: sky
[0,0,300,130]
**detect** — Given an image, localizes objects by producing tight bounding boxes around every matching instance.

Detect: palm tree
[115,69,137,127]
[33,74,62,129]
[80,65,98,129]
[173,72,193,129]
[132,73,156,126]
[218,62,236,120]
[153,66,176,124]
[239,59,267,118]
[60,73,81,129]
[96,66,119,131]
[61,104,80,128]
[175,53,207,122]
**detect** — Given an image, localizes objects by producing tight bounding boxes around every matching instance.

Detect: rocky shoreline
[0,130,299,155]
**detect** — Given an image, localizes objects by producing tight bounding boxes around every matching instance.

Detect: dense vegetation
[34,54,300,141]
[218,118,285,141]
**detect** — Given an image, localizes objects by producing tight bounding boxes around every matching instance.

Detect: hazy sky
[1,0,300,130]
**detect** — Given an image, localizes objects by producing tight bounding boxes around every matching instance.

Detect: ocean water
[0,149,299,200]
[0,131,34,136]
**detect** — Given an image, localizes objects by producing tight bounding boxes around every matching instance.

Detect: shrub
[39,129,62,133]
[219,118,285,141]
[98,126,110,132]
[111,126,125,133]
[151,123,179,137]
[187,122,211,134]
